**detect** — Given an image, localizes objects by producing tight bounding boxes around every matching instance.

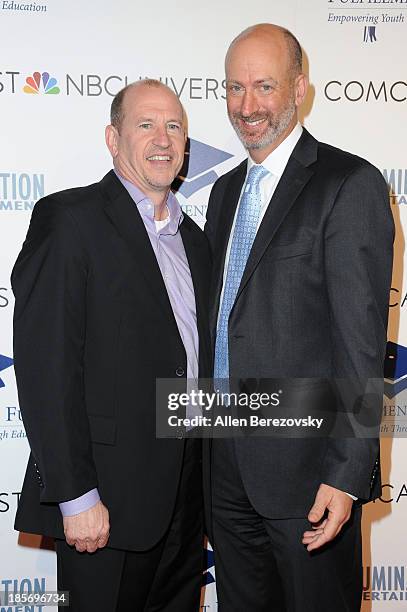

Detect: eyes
[227,82,276,96]
[138,122,182,132]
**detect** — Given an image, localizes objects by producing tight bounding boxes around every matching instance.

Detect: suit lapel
[100,171,178,326]
[234,130,318,303]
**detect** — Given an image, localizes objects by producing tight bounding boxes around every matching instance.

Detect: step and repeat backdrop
[1,0,406,609]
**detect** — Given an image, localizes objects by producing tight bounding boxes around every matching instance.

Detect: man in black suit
[205,24,393,611]
[12,79,211,611]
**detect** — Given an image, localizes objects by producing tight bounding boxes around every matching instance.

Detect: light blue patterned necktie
[214,164,269,393]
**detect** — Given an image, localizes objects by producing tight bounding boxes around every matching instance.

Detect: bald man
[205,24,393,611]
[13,80,211,611]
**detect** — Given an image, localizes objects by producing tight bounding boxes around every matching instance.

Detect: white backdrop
[1,0,406,609]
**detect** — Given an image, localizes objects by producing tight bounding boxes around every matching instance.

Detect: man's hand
[63,501,110,553]
[302,483,353,552]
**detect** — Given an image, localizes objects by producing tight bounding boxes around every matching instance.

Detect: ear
[105,124,119,158]
[294,73,309,108]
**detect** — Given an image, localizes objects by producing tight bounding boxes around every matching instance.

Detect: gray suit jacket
[204,128,393,520]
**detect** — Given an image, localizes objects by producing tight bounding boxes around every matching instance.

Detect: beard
[229,100,296,151]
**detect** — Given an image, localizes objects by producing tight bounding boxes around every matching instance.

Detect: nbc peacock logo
[23,71,60,95]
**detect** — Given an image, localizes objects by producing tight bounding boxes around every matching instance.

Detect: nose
[153,124,171,148]
[241,89,259,118]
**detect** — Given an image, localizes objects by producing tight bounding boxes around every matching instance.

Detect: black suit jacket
[204,129,393,520]
[12,170,211,551]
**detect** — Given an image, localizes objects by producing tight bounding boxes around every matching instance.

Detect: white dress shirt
[219,122,303,313]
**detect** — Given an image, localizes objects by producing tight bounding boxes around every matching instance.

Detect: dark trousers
[211,439,362,612]
[56,439,204,612]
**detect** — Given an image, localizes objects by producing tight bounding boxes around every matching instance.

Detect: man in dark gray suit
[205,23,393,611]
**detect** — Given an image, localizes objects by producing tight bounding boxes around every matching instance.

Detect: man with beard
[204,24,393,611]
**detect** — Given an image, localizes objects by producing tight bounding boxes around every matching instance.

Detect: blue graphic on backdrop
[363,26,377,43]
[382,169,407,206]
[203,548,215,586]
[384,342,407,399]
[178,139,233,198]
[0,354,13,388]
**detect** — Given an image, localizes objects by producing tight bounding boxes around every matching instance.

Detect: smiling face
[225,26,307,162]
[106,83,186,205]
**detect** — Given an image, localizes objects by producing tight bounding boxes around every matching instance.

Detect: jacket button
[175,367,185,377]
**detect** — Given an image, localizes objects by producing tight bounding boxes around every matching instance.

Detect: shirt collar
[114,169,183,235]
[247,122,303,177]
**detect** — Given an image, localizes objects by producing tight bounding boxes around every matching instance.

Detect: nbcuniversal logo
[23,71,60,95]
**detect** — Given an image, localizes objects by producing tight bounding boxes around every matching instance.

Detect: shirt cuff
[345,492,358,501]
[59,488,100,517]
